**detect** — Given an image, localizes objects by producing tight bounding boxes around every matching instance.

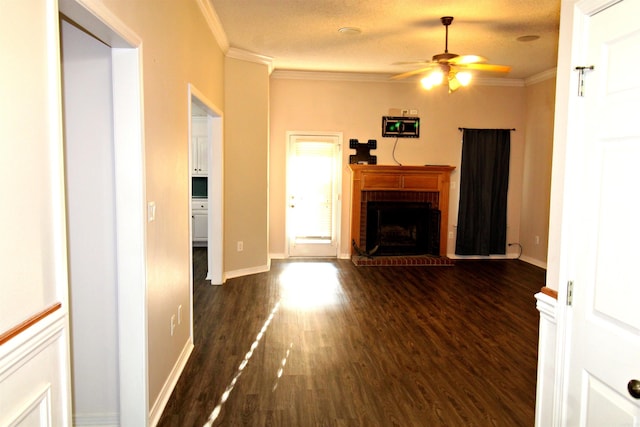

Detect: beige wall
[0,0,65,333]
[269,75,528,258]
[224,57,270,274]
[1,3,72,423]
[521,77,556,267]
[100,0,225,411]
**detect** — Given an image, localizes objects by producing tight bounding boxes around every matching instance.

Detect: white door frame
[58,1,148,424]
[188,84,225,285]
[285,131,342,258]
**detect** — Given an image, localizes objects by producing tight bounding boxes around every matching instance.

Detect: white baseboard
[73,413,119,426]
[519,255,547,269]
[446,253,547,269]
[269,253,352,260]
[148,338,194,426]
[225,261,271,280]
[447,254,512,260]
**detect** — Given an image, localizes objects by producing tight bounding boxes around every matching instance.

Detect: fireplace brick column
[348,164,456,256]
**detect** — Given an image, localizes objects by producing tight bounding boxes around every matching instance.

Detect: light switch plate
[148,202,156,222]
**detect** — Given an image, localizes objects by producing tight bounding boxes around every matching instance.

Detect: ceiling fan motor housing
[432,52,458,62]
[440,16,454,26]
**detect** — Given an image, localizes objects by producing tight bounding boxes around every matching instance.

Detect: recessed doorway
[286,132,342,257]
[189,86,224,285]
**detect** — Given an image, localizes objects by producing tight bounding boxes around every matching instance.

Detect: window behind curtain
[455,129,511,255]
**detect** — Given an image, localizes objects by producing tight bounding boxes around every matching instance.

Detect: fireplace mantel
[349,164,456,256]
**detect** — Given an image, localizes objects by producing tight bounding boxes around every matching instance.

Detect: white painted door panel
[566,1,640,425]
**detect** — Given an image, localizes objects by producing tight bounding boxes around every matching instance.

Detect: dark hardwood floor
[158,249,544,426]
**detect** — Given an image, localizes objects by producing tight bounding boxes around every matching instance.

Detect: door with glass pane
[287,133,341,257]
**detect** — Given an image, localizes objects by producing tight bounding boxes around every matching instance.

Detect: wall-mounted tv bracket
[349,139,377,164]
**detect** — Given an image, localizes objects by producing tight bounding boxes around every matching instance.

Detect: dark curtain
[455,129,510,255]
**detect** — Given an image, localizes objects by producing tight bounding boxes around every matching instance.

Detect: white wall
[61,20,120,422]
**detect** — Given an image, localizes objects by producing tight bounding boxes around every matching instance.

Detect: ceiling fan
[391,16,512,92]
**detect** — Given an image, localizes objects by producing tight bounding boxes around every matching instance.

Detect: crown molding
[524,68,557,86]
[196,0,229,52]
[271,69,525,87]
[271,70,392,83]
[227,48,274,74]
[475,77,525,87]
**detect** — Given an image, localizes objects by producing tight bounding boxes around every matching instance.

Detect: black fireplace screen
[365,201,440,256]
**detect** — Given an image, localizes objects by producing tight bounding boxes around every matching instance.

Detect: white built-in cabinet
[191,116,208,176]
[192,199,208,244]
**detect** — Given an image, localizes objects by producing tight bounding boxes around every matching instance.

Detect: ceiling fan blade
[391,60,431,66]
[458,63,512,73]
[449,54,487,65]
[390,65,437,80]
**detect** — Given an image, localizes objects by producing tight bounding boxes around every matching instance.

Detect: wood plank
[158,249,544,426]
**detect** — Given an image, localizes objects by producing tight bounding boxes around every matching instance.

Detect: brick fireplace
[349,165,455,257]
[365,199,440,256]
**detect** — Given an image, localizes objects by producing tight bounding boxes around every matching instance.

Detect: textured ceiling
[209,0,561,80]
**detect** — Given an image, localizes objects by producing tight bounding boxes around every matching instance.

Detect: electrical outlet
[237,241,243,252]
[535,235,540,245]
[170,315,176,336]
[448,231,454,239]
[177,305,182,325]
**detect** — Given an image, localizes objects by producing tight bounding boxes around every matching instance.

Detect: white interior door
[566,1,640,424]
[287,133,341,257]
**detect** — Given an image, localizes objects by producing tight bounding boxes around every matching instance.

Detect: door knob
[629,379,640,399]
[290,205,295,208]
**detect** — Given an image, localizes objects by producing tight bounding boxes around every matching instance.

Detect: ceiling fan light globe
[456,71,472,86]
[430,70,444,85]
[420,76,434,90]
[448,77,462,92]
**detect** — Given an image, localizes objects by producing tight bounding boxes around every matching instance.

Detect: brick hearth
[351,254,454,267]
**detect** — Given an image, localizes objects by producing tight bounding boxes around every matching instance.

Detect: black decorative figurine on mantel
[349,139,377,164]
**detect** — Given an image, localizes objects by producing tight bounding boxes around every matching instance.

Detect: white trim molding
[271,69,528,87]
[195,0,229,52]
[225,261,271,280]
[227,47,274,74]
[525,68,557,86]
[534,291,558,427]
[148,339,194,426]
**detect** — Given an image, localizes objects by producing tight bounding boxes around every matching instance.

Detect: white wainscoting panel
[0,312,70,426]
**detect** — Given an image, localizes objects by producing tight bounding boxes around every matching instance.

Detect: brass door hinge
[567,280,574,306]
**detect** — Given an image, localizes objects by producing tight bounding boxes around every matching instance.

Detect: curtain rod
[458,127,516,131]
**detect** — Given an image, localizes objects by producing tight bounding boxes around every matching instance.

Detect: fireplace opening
[365,201,440,256]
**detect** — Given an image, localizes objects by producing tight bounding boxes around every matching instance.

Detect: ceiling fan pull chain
[575,65,594,97]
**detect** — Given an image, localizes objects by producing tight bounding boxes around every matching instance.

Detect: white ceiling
[209,0,561,80]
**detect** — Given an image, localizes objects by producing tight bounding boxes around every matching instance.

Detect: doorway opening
[189,87,223,285]
[58,6,147,425]
[286,132,342,257]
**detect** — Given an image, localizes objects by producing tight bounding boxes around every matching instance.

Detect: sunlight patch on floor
[278,262,342,310]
